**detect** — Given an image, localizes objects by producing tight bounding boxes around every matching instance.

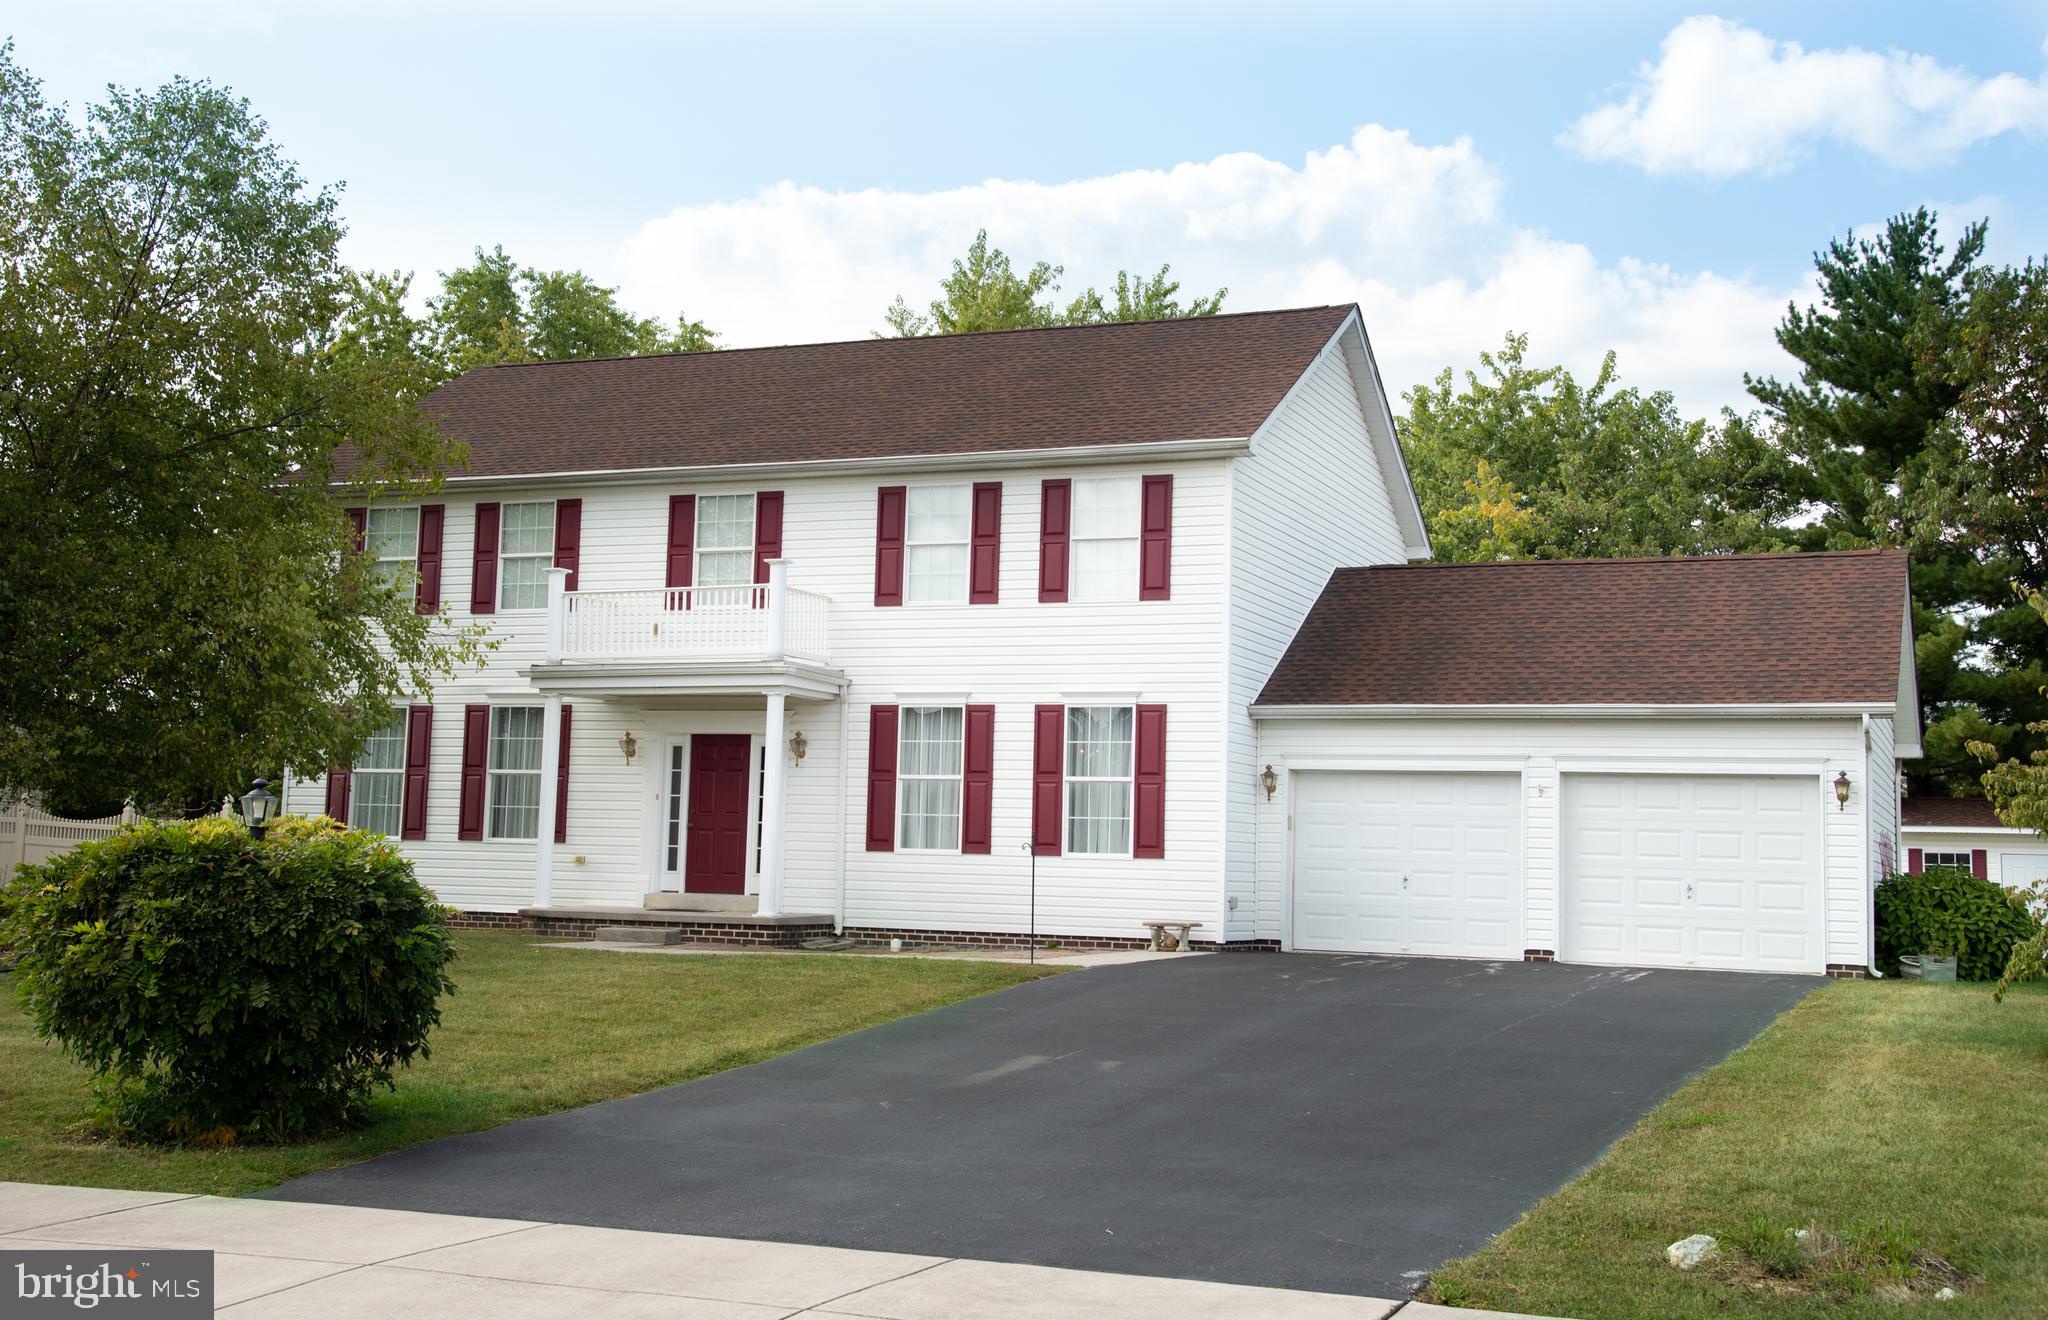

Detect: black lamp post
[239,777,279,840]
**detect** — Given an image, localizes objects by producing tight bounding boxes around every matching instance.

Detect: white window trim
[904,483,971,607]
[348,713,407,838]
[485,704,545,842]
[1069,476,1141,605]
[1923,850,1973,871]
[367,506,421,594]
[497,499,556,612]
[1064,703,1135,859]
[694,492,758,594]
[898,704,966,855]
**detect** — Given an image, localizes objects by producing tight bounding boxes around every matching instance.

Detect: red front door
[684,734,753,894]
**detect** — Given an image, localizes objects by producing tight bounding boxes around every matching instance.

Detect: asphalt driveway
[270,954,1816,1297]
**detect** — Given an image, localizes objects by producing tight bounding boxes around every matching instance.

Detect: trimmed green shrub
[1874,866,2036,981]
[0,813,456,1145]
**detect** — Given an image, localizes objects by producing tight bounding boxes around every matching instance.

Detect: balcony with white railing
[542,560,832,666]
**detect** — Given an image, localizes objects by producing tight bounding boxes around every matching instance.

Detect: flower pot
[1919,955,1958,983]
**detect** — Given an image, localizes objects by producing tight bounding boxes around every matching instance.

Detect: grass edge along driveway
[0,932,1058,1197]
[1426,979,2048,1320]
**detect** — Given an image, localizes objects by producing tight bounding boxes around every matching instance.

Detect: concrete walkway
[2,1182,1556,1318]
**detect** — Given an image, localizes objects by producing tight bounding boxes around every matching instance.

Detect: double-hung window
[1065,705,1134,855]
[366,507,420,592]
[1924,850,1972,872]
[497,501,556,609]
[695,493,756,596]
[486,706,544,840]
[905,485,970,604]
[1070,477,1140,603]
[898,705,965,851]
[349,714,406,837]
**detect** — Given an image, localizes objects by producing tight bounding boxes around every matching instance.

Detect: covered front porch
[517,563,847,934]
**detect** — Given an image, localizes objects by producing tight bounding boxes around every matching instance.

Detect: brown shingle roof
[402,305,1355,479]
[1257,550,1909,707]
[1901,798,2015,829]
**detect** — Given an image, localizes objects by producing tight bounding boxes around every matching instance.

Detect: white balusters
[552,573,831,663]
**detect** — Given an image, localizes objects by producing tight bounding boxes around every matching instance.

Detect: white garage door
[2004,852,2048,892]
[1292,772,1522,957]
[1561,774,1823,974]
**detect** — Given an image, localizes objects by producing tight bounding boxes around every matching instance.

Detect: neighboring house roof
[1256,549,1911,708]
[1902,798,2017,830]
[394,305,1357,479]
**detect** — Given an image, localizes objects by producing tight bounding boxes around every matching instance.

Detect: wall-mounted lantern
[619,730,638,764]
[791,730,808,766]
[1833,770,1851,812]
[1261,765,1279,801]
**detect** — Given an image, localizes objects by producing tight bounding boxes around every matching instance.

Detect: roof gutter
[1249,701,1902,720]
[335,435,1254,492]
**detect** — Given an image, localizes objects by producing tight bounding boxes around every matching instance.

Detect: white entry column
[534,690,563,908]
[759,691,787,917]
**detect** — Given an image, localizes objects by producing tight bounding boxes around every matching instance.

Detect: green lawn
[0,933,1056,1196]
[1427,980,2048,1319]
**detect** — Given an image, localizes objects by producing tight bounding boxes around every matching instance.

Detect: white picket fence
[0,800,137,877]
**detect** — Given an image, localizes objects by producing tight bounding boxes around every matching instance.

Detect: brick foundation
[1825,963,1870,979]
[449,909,833,947]
[844,925,1280,954]
[1522,949,1557,962]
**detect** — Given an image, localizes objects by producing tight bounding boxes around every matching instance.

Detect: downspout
[835,691,851,934]
[1862,713,1884,978]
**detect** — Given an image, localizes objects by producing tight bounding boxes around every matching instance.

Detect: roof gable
[399,305,1356,480]
[1256,549,1912,708]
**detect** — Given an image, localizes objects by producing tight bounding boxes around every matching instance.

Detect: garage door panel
[1562,773,1823,974]
[1291,771,1522,956]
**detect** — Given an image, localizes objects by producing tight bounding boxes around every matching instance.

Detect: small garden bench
[1141,919,1203,952]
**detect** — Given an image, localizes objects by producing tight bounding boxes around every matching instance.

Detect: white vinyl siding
[366,506,420,593]
[349,715,406,837]
[486,706,544,840]
[498,501,556,609]
[905,484,970,604]
[898,705,964,851]
[695,493,755,589]
[1066,705,1134,856]
[1070,476,1140,603]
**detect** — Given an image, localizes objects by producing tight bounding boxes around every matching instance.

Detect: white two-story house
[293,305,1919,973]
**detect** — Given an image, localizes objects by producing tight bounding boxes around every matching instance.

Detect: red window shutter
[1038,479,1070,603]
[1139,474,1173,601]
[324,765,352,824]
[471,503,501,614]
[754,490,784,584]
[1133,704,1167,859]
[1907,848,1922,874]
[345,506,367,552]
[875,486,906,606]
[458,704,490,840]
[866,705,899,851]
[553,498,582,591]
[962,704,995,854]
[1971,848,1988,879]
[415,505,445,613]
[970,482,1002,604]
[401,704,433,840]
[1032,704,1064,855]
[666,494,695,598]
[555,704,573,844]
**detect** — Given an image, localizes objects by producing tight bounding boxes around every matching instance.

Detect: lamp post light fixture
[239,776,279,840]
[790,730,808,766]
[1261,765,1279,801]
[1833,770,1851,812]
[618,730,638,764]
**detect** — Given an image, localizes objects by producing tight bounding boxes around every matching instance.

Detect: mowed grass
[0,933,1057,1196]
[1427,980,2048,1319]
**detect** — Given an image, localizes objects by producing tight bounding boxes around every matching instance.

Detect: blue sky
[12,1,2048,413]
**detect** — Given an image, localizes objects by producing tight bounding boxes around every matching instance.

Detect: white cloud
[1564,15,2048,177]
[614,125,1801,416]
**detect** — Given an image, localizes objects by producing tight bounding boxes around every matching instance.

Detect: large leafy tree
[431,246,717,372]
[883,230,1225,336]
[0,47,484,813]
[1399,334,1792,562]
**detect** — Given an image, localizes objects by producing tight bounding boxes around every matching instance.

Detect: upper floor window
[898,705,964,851]
[498,500,556,610]
[1071,476,1140,603]
[366,507,420,592]
[906,484,970,604]
[1065,704,1134,855]
[487,705,544,839]
[349,714,406,837]
[696,493,756,590]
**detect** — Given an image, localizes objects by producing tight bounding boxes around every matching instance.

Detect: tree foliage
[884,230,1226,336]
[0,46,485,813]
[430,245,718,373]
[1399,334,1792,562]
